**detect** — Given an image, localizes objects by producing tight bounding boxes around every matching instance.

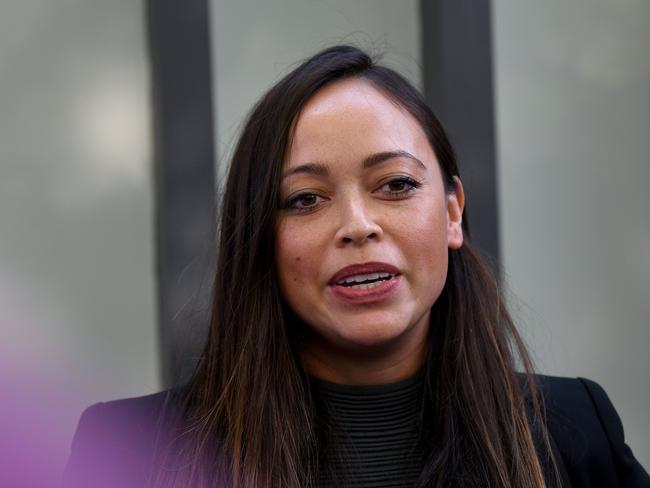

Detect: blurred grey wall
[493,0,650,467]
[0,0,159,478]
[209,0,422,180]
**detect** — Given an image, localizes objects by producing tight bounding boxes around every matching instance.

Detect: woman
[64,46,649,488]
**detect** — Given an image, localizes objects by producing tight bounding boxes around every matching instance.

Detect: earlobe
[447,176,465,250]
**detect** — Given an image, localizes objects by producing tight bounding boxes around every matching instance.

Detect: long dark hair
[168,45,559,488]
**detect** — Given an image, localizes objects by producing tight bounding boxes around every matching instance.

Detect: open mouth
[336,272,394,289]
[328,262,401,303]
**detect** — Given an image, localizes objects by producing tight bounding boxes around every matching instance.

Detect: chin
[334,319,412,350]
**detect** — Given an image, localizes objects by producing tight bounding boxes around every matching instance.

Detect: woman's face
[276,78,464,379]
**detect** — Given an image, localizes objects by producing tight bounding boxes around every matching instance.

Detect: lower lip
[329,275,401,305]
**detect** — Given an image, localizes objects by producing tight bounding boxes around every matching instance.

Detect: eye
[378,176,421,197]
[283,192,323,212]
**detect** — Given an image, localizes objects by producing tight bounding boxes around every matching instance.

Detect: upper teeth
[338,272,392,285]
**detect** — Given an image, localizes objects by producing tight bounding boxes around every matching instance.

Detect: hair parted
[159,45,561,488]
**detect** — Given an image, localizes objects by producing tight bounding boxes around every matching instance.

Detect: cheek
[276,222,320,291]
[400,202,449,282]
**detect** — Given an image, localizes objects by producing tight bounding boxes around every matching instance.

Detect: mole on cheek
[295,256,301,262]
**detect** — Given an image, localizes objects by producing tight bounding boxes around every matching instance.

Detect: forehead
[285,78,435,168]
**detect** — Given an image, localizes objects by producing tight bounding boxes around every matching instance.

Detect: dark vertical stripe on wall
[147,0,216,387]
[421,0,500,267]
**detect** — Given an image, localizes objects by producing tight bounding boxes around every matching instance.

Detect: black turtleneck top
[311,373,424,487]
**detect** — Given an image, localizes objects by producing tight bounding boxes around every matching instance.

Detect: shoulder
[76,389,177,422]
[529,374,649,487]
[62,390,185,488]
[68,389,181,456]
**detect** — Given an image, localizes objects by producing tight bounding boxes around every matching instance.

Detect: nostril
[337,222,382,246]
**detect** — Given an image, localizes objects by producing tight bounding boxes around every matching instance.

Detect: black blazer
[62,375,649,487]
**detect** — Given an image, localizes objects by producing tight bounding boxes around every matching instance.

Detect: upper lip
[328,262,401,285]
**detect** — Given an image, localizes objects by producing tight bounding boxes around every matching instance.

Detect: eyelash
[378,176,421,197]
[282,176,421,213]
[283,193,324,213]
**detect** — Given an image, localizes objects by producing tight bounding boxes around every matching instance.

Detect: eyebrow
[281,162,329,181]
[281,150,426,181]
[363,150,426,170]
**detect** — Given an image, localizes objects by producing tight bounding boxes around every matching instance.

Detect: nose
[334,195,383,247]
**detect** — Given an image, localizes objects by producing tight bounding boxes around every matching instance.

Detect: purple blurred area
[1,364,81,487]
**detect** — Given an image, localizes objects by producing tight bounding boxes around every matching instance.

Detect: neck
[300,333,427,386]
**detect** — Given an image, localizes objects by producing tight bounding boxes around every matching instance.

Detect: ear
[446,176,465,250]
